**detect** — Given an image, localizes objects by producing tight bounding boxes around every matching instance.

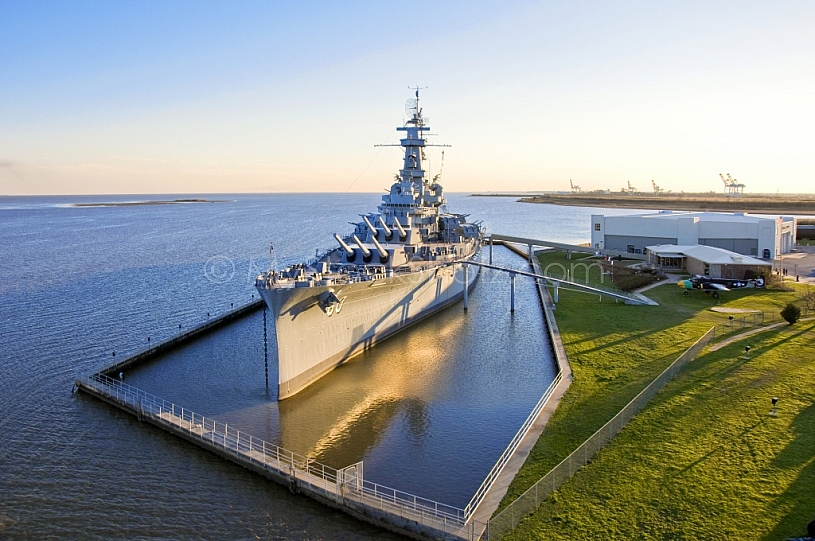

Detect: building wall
[698,238,759,255]
[594,213,797,260]
[604,235,677,254]
[698,219,758,239]
[590,214,604,249]
[758,222,777,259]
[676,217,700,245]
[679,257,769,280]
[719,264,769,280]
[686,257,708,276]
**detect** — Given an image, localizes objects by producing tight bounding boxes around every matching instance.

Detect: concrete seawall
[75,373,481,540]
[99,299,264,377]
[467,242,573,534]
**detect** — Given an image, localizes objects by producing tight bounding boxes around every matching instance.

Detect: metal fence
[710,311,767,340]
[76,373,483,540]
[710,304,812,340]
[485,327,715,539]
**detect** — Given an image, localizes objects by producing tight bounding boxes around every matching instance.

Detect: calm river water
[0,194,639,539]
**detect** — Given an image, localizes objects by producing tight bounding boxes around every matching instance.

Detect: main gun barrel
[392,216,407,240]
[334,233,354,256]
[352,235,371,257]
[377,216,392,239]
[369,234,389,261]
[362,216,378,239]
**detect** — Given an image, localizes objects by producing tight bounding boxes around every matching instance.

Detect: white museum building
[590,211,796,260]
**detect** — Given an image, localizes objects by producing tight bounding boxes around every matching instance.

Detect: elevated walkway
[467,260,657,306]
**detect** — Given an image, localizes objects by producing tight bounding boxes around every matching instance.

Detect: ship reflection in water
[278,307,462,467]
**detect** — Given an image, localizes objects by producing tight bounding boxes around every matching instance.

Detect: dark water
[0,194,637,539]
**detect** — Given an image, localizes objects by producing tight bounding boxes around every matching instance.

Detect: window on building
[594,223,601,231]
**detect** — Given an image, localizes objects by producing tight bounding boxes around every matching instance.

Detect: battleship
[256,91,483,399]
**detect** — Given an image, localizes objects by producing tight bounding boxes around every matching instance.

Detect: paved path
[777,245,815,284]
[633,273,683,294]
[708,317,815,352]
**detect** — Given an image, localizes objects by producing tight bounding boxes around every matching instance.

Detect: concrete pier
[99,299,264,377]
[75,373,482,540]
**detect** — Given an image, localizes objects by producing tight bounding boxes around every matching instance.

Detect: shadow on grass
[753,321,815,352]
[676,418,766,477]
[721,321,815,361]
[763,402,815,540]
[576,330,703,358]
[565,327,662,352]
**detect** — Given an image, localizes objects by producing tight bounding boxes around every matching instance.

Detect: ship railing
[76,373,480,538]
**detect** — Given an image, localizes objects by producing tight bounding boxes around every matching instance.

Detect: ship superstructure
[256,91,482,399]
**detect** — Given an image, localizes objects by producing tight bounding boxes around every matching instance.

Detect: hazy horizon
[2,1,813,196]
[4,190,815,199]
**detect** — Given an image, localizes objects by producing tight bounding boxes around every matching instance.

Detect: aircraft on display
[677,279,729,298]
[677,275,764,298]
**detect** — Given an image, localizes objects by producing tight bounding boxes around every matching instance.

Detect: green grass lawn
[498,271,815,539]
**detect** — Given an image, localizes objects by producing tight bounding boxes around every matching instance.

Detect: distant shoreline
[72,199,228,207]
[472,193,815,215]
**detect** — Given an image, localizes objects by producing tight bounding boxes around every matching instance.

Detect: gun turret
[392,216,407,241]
[352,235,373,263]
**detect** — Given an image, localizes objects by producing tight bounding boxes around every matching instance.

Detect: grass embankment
[499,267,814,539]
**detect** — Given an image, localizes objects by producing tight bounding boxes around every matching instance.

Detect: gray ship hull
[261,260,479,399]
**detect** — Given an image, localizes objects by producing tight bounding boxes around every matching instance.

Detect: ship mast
[398,87,430,194]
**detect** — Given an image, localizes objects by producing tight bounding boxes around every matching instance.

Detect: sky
[1,1,813,196]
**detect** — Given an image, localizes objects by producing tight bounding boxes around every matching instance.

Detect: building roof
[620,210,793,223]
[645,244,772,266]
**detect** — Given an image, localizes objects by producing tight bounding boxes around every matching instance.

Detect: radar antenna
[406,85,428,118]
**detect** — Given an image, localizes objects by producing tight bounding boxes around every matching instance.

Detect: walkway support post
[553,281,559,303]
[510,273,516,312]
[263,307,269,388]
[489,238,493,264]
[463,264,469,310]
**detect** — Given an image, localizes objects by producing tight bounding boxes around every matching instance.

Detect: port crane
[622,180,638,194]
[720,173,745,196]
[651,180,663,195]
[569,179,582,193]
